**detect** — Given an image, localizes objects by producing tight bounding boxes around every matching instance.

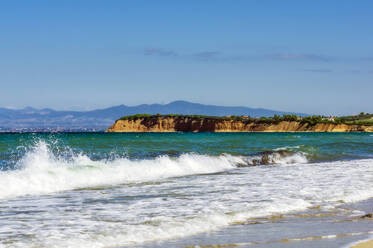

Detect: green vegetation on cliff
[118,113,373,126]
[337,112,373,125]
[119,114,227,121]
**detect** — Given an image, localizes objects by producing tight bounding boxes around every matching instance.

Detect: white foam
[0,142,309,200]
[0,141,237,199]
[273,145,301,151]
[2,141,373,248]
[18,200,310,248]
[277,152,308,164]
[244,151,308,165]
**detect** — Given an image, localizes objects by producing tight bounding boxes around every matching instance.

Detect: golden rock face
[106,117,373,132]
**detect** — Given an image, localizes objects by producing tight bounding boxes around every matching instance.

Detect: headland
[106,114,373,132]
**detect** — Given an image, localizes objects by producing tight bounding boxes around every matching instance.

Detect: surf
[0,140,313,199]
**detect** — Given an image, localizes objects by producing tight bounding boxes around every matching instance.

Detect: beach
[0,132,372,247]
[351,239,373,248]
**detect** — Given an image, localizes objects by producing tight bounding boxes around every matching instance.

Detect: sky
[0,0,372,115]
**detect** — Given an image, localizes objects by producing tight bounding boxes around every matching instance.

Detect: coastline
[137,197,373,248]
[350,239,373,248]
[106,117,373,133]
[1,132,373,247]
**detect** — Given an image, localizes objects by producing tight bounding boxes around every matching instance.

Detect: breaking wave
[237,150,308,166]
[0,141,308,199]
[1,139,373,248]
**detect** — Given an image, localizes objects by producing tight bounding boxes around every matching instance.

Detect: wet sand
[135,198,373,248]
[351,239,373,248]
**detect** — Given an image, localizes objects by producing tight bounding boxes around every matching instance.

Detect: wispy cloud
[303,69,332,73]
[268,53,332,62]
[193,51,220,60]
[143,48,335,63]
[143,48,223,61]
[144,48,178,57]
[143,48,248,62]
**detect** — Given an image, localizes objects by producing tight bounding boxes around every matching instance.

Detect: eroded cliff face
[106,117,373,132]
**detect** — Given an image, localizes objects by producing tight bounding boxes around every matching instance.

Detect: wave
[2,141,373,247]
[0,141,309,199]
[4,155,373,248]
[33,200,311,248]
[237,150,308,166]
[0,141,236,199]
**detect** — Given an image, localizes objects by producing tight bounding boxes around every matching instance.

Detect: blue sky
[0,0,372,115]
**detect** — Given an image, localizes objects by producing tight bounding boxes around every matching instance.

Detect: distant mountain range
[0,101,307,131]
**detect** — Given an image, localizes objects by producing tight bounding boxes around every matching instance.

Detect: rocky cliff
[106,117,373,132]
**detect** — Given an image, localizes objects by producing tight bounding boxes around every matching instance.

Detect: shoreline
[350,238,373,248]
[107,116,373,132]
[1,131,373,134]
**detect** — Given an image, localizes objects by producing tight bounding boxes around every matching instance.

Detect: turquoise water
[0,133,373,247]
[1,133,372,167]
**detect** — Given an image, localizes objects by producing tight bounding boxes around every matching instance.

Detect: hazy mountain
[0,101,307,131]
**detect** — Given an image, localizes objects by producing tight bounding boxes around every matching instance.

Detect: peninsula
[106,114,373,132]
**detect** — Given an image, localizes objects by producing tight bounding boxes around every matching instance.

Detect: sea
[0,132,373,248]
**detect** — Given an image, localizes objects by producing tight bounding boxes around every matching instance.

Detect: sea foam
[0,141,238,199]
[1,141,373,248]
[0,141,310,199]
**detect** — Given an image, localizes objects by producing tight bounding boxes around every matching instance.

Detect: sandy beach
[351,239,373,248]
